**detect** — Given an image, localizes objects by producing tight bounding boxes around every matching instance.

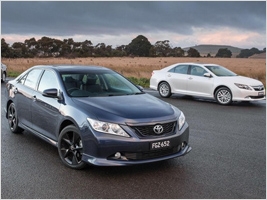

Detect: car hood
[72,93,177,124]
[218,75,263,85]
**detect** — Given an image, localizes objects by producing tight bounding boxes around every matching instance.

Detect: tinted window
[169,65,189,74]
[61,71,141,97]
[190,66,207,77]
[24,69,43,89]
[38,70,59,92]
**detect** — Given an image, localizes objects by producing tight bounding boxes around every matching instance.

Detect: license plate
[151,140,171,150]
[258,92,264,96]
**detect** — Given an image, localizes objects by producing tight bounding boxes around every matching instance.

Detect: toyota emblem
[153,125,164,134]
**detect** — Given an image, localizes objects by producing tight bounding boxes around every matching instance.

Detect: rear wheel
[159,82,172,98]
[215,87,232,105]
[58,125,87,169]
[7,103,24,133]
[1,72,6,83]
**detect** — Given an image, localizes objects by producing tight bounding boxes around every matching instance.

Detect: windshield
[205,65,237,77]
[61,70,143,97]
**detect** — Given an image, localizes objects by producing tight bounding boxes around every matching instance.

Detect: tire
[1,72,6,83]
[158,82,172,98]
[215,87,232,105]
[58,125,87,169]
[7,103,24,133]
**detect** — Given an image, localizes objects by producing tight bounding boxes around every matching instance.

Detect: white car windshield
[205,65,237,77]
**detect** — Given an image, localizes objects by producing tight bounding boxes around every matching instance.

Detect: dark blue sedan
[5,65,191,169]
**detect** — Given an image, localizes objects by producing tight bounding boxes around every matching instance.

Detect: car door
[186,65,214,97]
[31,69,62,141]
[14,69,43,128]
[166,64,190,94]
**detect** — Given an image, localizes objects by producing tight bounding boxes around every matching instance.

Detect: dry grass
[2,57,266,86]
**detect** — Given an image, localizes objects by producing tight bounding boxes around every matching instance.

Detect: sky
[1,1,266,50]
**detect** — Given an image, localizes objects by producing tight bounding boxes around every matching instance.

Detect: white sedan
[150,63,265,105]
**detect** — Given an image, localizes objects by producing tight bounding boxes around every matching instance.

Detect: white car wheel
[159,82,172,98]
[215,87,232,105]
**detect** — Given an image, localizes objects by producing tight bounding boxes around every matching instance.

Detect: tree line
[1,35,266,59]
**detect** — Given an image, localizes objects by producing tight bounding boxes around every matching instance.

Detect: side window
[169,65,189,75]
[24,69,43,89]
[190,66,207,77]
[38,70,59,92]
[18,74,27,85]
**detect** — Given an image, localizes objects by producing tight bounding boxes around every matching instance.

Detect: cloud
[1,1,266,49]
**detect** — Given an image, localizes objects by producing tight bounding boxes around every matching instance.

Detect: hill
[249,52,266,59]
[183,44,243,57]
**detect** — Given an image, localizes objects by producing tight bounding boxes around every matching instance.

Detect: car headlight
[178,112,185,131]
[87,118,130,137]
[234,83,252,90]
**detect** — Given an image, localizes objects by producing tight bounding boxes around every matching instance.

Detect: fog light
[114,152,121,159]
[181,142,186,149]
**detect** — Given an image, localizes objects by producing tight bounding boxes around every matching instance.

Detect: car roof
[173,62,220,66]
[31,65,111,73]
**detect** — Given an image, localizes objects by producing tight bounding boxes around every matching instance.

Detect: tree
[126,35,152,57]
[1,38,11,58]
[24,38,38,57]
[11,42,28,58]
[215,48,232,58]
[79,40,93,57]
[187,48,200,57]
[237,47,260,58]
[170,47,185,57]
[153,40,172,57]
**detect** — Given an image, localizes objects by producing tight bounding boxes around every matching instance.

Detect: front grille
[252,85,265,91]
[131,121,176,137]
[124,145,181,160]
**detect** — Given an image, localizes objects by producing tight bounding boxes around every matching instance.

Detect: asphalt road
[1,81,266,199]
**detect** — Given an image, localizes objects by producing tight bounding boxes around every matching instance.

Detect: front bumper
[81,122,191,166]
[232,88,265,101]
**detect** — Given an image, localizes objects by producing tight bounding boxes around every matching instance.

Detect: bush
[127,77,150,88]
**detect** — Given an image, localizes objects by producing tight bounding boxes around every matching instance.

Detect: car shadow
[168,94,265,107]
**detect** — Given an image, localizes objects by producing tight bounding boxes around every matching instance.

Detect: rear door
[166,64,190,94]
[14,69,43,128]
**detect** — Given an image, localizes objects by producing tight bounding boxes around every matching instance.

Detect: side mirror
[43,88,61,99]
[137,85,144,91]
[204,73,212,78]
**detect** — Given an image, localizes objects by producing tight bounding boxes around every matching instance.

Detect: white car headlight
[234,83,252,90]
[87,118,130,137]
[178,112,185,131]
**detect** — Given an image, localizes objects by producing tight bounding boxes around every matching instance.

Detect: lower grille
[249,95,265,99]
[124,145,181,160]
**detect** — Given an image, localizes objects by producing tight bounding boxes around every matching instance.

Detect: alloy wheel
[216,87,232,105]
[7,103,23,133]
[159,82,171,98]
[58,125,86,169]
[8,104,17,131]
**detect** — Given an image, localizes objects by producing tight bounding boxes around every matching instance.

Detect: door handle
[188,77,193,80]
[168,74,171,77]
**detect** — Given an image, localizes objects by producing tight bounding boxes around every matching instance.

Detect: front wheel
[159,82,172,98]
[58,125,87,169]
[215,87,232,105]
